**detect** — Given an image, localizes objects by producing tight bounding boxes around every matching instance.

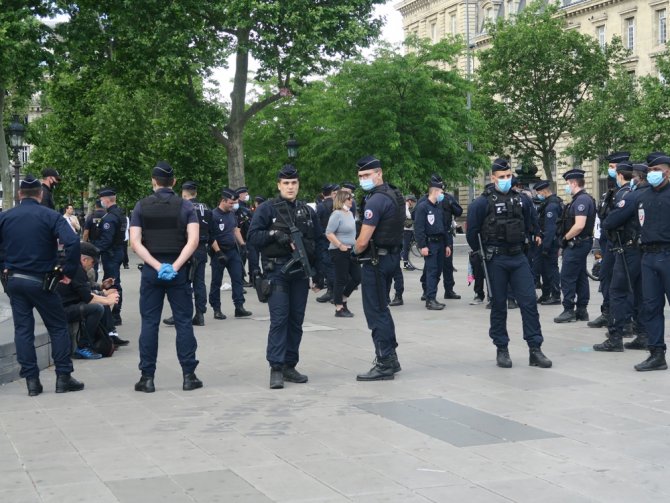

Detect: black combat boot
[389,352,402,373]
[55,374,85,393]
[270,367,284,389]
[587,311,608,327]
[283,366,308,383]
[593,332,624,352]
[443,291,461,300]
[536,294,549,304]
[316,288,333,303]
[234,305,252,317]
[134,374,155,393]
[623,322,634,337]
[634,348,668,371]
[356,356,395,381]
[541,296,561,306]
[624,334,648,350]
[575,307,589,321]
[529,347,552,368]
[213,309,226,320]
[496,347,512,368]
[163,316,175,326]
[389,294,404,306]
[426,299,445,310]
[192,311,205,326]
[183,373,203,391]
[554,309,576,323]
[507,299,518,310]
[26,377,43,397]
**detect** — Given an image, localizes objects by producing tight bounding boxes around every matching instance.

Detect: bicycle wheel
[586,249,602,281]
[408,240,423,271]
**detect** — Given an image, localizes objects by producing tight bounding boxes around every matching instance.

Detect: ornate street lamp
[286,137,299,161]
[8,115,26,203]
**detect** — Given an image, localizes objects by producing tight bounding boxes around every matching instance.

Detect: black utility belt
[8,270,63,292]
[8,272,44,283]
[218,244,236,252]
[641,243,670,253]
[426,236,445,243]
[487,246,523,256]
[375,246,401,255]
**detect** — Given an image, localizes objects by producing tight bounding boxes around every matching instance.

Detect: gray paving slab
[1,241,670,502]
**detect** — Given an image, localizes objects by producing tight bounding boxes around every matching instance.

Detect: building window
[450,13,457,35]
[625,17,635,50]
[430,22,437,42]
[596,25,606,49]
[658,9,667,45]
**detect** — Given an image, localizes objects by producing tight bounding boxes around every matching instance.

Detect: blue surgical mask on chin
[359,179,375,191]
[630,179,637,190]
[233,203,240,211]
[537,194,546,201]
[497,179,512,193]
[608,168,617,178]
[436,193,445,203]
[648,171,665,187]
[564,185,572,195]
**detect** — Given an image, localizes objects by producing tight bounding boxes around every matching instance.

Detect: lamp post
[286,137,299,162]
[8,115,26,204]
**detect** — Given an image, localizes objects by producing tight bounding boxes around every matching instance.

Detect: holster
[254,273,272,303]
[43,267,63,293]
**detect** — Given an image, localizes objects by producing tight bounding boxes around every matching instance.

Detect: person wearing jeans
[325,191,361,317]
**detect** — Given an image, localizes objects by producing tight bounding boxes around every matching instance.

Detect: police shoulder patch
[577,204,585,211]
[103,222,111,230]
[617,200,625,208]
[546,211,553,218]
[364,209,373,220]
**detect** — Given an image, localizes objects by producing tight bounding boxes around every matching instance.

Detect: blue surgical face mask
[564,185,572,195]
[608,167,617,178]
[648,171,664,187]
[359,179,375,191]
[233,203,240,211]
[436,193,445,203]
[537,194,546,201]
[629,179,637,190]
[497,179,511,193]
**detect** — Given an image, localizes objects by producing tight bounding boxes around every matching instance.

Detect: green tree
[0,0,53,209]
[244,38,490,199]
[476,1,620,182]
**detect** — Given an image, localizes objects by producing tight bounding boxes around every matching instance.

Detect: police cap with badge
[534,180,550,192]
[152,161,174,179]
[98,187,116,198]
[278,164,299,179]
[182,181,198,191]
[20,175,42,190]
[606,151,630,164]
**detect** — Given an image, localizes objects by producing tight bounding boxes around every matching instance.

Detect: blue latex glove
[163,264,177,280]
[157,263,174,280]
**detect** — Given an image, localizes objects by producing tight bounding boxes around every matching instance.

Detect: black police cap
[97,187,116,197]
[356,156,381,171]
[648,155,670,168]
[152,161,174,178]
[221,187,237,200]
[20,175,41,189]
[42,167,61,180]
[563,168,586,180]
[534,180,550,191]
[181,181,197,190]
[277,164,299,180]
[615,161,633,173]
[606,151,630,164]
[341,181,356,191]
[491,158,510,172]
[632,163,648,174]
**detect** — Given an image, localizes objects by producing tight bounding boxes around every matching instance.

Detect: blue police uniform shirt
[413,198,447,248]
[613,185,631,204]
[129,188,198,228]
[0,198,80,278]
[541,198,561,250]
[569,190,595,238]
[633,180,670,244]
[210,207,238,248]
[519,191,540,239]
[466,187,534,250]
[94,203,122,252]
[362,184,398,228]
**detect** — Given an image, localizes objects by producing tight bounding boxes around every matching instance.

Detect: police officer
[129,161,202,393]
[0,175,84,396]
[163,181,211,326]
[441,188,463,300]
[83,200,105,243]
[595,161,640,352]
[554,169,596,323]
[400,195,417,272]
[93,188,126,326]
[534,180,562,305]
[40,167,61,210]
[209,187,252,320]
[466,159,552,369]
[235,186,254,285]
[588,151,630,328]
[247,165,326,389]
[352,156,405,380]
[315,184,338,303]
[414,178,449,310]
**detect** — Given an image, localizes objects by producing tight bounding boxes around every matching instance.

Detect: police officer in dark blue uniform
[247,165,326,389]
[414,178,449,310]
[594,161,640,351]
[588,151,630,328]
[234,186,253,286]
[554,169,597,323]
[441,189,463,299]
[129,161,202,393]
[352,156,405,380]
[534,180,562,305]
[163,181,211,326]
[209,187,252,320]
[93,188,126,326]
[0,175,84,396]
[466,159,552,369]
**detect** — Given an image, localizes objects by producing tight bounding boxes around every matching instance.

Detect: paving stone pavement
[1,237,670,502]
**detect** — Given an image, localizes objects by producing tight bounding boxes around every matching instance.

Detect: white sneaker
[221,282,232,291]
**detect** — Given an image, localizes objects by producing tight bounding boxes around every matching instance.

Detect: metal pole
[13,149,20,203]
[465,0,475,203]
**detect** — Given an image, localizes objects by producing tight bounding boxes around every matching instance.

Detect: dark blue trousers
[7,276,74,378]
[442,247,455,292]
[539,246,561,298]
[266,269,309,367]
[209,248,245,310]
[598,238,614,312]
[101,246,124,317]
[390,261,404,297]
[609,248,642,334]
[247,243,260,275]
[138,262,198,376]
[560,239,592,311]
[361,253,399,358]
[640,250,670,349]
[487,253,543,348]
[191,245,208,314]
[424,240,445,300]
[401,230,413,262]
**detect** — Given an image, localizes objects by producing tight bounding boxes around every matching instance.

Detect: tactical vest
[139,194,187,255]
[370,184,405,247]
[88,209,105,242]
[561,191,596,238]
[538,195,563,231]
[481,189,526,245]
[191,200,211,242]
[608,195,640,244]
[441,196,453,231]
[262,199,316,261]
[597,188,616,220]
[107,206,127,246]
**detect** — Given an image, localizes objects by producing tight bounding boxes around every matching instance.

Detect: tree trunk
[227,127,245,189]
[541,150,554,185]
[225,29,250,189]
[0,91,15,210]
